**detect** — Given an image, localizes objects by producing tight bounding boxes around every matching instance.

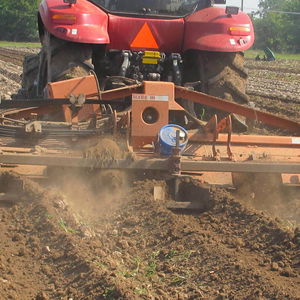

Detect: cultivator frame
[0,77,299,190]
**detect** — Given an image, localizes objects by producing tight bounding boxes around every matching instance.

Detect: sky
[226,0,260,12]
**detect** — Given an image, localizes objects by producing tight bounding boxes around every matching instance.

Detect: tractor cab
[90,0,212,16]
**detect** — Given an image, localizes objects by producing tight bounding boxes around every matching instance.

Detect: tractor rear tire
[24,33,93,98]
[200,51,248,103]
[46,35,93,83]
[184,51,249,132]
[21,34,93,98]
[21,54,40,98]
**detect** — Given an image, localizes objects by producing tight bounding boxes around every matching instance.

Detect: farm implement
[0,76,299,208]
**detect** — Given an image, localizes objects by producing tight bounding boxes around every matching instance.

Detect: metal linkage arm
[175,86,300,134]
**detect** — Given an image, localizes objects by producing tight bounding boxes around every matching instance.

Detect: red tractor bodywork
[39,0,254,53]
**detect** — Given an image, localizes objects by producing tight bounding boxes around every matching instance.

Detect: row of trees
[0,0,299,53]
[253,0,300,53]
[0,0,39,41]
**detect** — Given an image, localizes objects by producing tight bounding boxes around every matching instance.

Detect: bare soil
[0,47,38,99]
[0,173,299,300]
[246,58,300,123]
[0,48,299,299]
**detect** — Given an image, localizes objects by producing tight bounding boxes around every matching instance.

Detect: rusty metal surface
[93,84,143,100]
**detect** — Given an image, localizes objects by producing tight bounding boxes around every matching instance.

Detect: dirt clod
[83,137,123,167]
[271,262,280,271]
[35,291,49,300]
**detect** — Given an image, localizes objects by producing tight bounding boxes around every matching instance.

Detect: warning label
[292,137,300,144]
[132,94,169,101]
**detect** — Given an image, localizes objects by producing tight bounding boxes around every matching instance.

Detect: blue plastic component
[158,124,188,156]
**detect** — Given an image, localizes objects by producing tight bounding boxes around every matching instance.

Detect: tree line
[0,0,40,41]
[252,0,300,53]
[0,0,299,53]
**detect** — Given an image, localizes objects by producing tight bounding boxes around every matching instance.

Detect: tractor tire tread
[225,80,249,104]
[190,51,249,132]
[204,52,249,105]
[21,54,40,98]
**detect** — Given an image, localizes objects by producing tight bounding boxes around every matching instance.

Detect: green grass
[134,286,148,295]
[145,261,157,276]
[0,41,41,48]
[245,49,300,60]
[58,217,78,234]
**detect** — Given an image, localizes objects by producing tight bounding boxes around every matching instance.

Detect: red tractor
[22,0,254,130]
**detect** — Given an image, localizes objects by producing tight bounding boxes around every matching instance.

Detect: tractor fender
[183,7,254,52]
[39,0,109,44]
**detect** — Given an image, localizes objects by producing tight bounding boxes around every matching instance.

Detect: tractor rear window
[90,0,209,17]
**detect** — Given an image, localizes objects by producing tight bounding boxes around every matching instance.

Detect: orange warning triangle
[130,23,158,49]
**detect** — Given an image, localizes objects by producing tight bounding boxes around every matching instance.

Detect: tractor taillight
[229,26,250,36]
[52,14,77,24]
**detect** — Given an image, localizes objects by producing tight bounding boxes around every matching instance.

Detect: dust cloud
[233,172,300,228]
[47,138,129,223]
